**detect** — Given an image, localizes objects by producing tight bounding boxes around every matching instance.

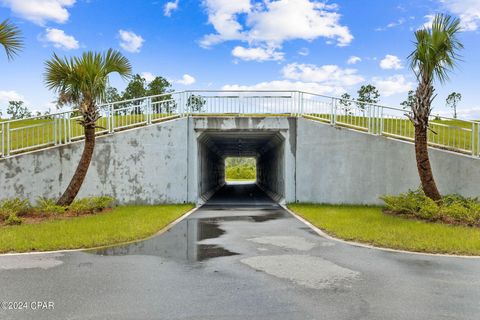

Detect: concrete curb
[0,206,199,257]
[282,205,480,259]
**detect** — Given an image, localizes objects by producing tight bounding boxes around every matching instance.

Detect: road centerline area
[1,183,479,320]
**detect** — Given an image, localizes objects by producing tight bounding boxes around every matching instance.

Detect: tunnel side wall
[0,118,189,205]
[296,118,480,204]
[197,141,225,200]
[257,142,285,202]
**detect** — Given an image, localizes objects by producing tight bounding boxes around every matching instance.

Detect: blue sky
[0,0,479,118]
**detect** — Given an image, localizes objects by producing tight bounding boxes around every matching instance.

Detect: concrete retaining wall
[296,118,480,204]
[0,118,189,205]
[1,116,478,205]
[257,138,285,201]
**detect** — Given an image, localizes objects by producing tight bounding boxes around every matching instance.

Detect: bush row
[381,189,480,227]
[0,196,115,226]
[225,165,256,180]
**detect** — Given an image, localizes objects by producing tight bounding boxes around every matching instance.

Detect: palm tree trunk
[414,124,442,201]
[57,124,96,206]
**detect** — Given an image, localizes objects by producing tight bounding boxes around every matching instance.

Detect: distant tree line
[339,85,461,119]
[0,100,51,120]
[225,157,256,180]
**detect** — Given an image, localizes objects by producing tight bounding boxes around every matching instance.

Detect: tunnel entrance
[197,131,286,204]
[225,157,256,183]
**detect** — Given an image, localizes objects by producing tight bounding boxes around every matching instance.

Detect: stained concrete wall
[2,116,478,205]
[197,139,225,200]
[0,118,189,204]
[257,139,285,201]
[296,118,480,204]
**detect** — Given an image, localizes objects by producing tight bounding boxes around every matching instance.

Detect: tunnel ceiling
[198,131,284,157]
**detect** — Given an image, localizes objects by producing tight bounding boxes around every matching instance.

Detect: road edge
[282,205,480,259]
[0,205,199,257]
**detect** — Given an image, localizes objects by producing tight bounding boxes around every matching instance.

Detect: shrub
[69,198,92,215]
[89,196,115,211]
[417,197,441,221]
[5,213,22,226]
[0,208,13,222]
[381,189,426,215]
[35,198,67,216]
[69,196,114,215]
[381,189,480,227]
[0,198,31,218]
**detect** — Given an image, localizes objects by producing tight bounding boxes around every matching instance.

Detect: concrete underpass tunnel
[197,131,286,204]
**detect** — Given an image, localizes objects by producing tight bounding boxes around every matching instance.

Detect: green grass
[288,204,480,255]
[0,204,194,253]
[0,114,175,155]
[306,114,479,154]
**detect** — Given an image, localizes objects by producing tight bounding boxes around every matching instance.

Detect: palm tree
[0,19,23,60]
[408,14,463,201]
[45,49,132,205]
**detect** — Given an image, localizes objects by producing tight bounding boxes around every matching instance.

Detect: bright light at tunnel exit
[224,157,257,183]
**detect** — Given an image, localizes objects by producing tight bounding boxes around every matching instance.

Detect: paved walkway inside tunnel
[1,184,480,320]
[205,182,276,206]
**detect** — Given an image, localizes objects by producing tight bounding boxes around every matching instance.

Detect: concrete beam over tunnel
[189,117,297,205]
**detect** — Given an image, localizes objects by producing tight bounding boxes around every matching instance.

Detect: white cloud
[164,0,179,17]
[282,63,364,87]
[118,30,144,53]
[347,56,361,65]
[0,90,24,103]
[176,74,196,85]
[141,72,156,83]
[372,75,413,97]
[380,54,403,70]
[223,62,365,97]
[298,47,309,56]
[438,0,480,31]
[437,107,480,120]
[375,18,406,31]
[420,14,435,30]
[200,0,251,47]
[1,0,75,25]
[41,28,79,50]
[222,80,346,96]
[232,46,284,61]
[201,0,353,57]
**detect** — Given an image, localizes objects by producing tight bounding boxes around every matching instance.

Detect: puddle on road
[92,209,287,262]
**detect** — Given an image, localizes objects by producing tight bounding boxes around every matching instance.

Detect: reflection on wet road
[1,183,480,320]
[94,184,288,262]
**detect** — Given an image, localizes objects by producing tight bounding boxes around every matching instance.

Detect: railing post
[330,98,336,125]
[367,105,374,134]
[1,122,4,157]
[110,103,115,133]
[146,97,152,124]
[53,115,57,145]
[62,114,66,144]
[477,122,480,157]
[67,112,72,143]
[6,122,10,157]
[299,92,304,117]
[379,107,384,135]
[183,91,188,117]
[472,122,475,157]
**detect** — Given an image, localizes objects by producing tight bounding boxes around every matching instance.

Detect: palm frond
[0,19,23,60]
[408,14,463,84]
[44,49,132,117]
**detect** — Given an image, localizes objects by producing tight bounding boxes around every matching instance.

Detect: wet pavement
[1,183,480,319]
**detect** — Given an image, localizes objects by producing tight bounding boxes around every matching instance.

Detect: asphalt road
[1,183,479,320]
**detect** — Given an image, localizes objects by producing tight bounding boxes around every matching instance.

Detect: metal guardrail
[0,90,479,158]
